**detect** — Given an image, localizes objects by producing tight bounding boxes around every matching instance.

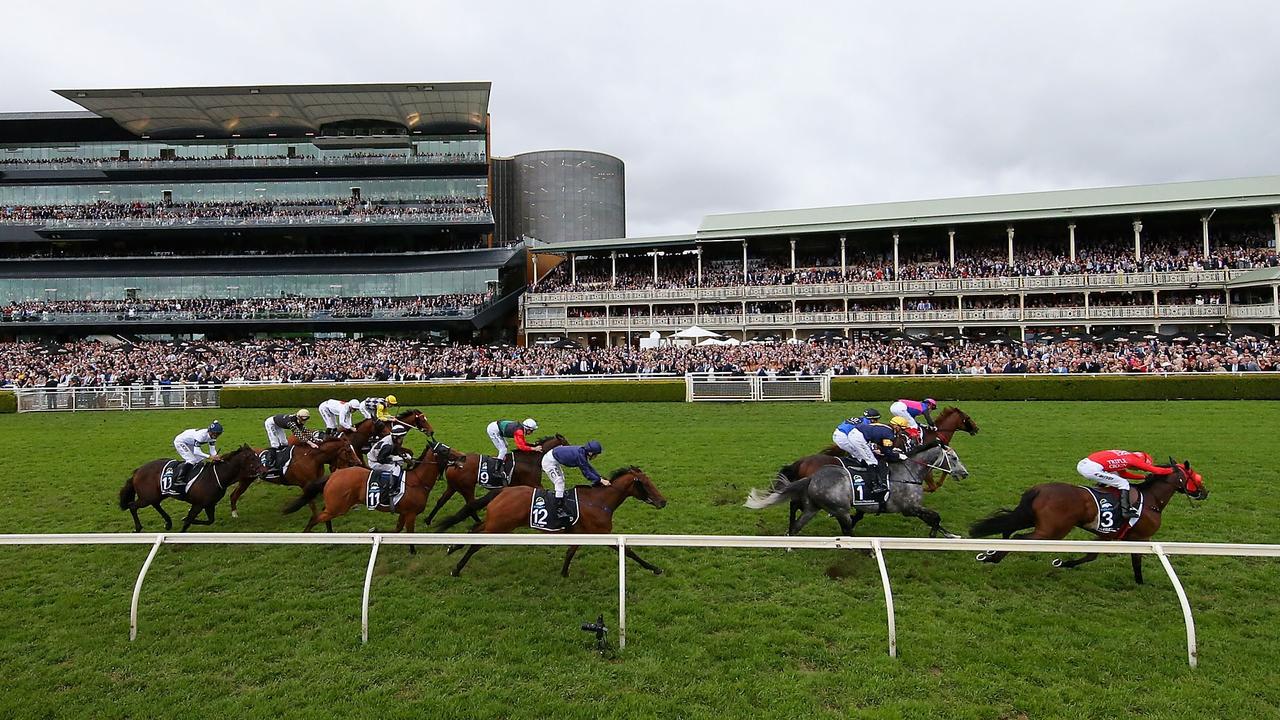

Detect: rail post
[130,535,165,641]
[361,535,382,644]
[1153,543,1198,667]
[871,539,897,657]
[618,536,627,649]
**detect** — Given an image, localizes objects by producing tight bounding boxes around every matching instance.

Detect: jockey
[367,425,411,477]
[359,395,399,430]
[173,421,223,484]
[888,415,917,441]
[540,440,605,529]
[486,418,542,460]
[318,398,361,435]
[1077,449,1174,519]
[263,410,318,469]
[890,397,937,433]
[843,408,901,489]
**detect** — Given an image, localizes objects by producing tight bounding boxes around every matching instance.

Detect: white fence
[685,373,831,402]
[15,385,220,412]
[3,531,1274,666]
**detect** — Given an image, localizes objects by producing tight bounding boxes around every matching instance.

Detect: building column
[742,241,749,284]
[1153,289,1160,316]
[1201,214,1212,259]
[611,251,617,288]
[892,233,900,278]
[652,251,658,284]
[531,253,539,289]
[1133,220,1143,262]
[1068,224,1076,263]
[696,246,703,286]
[1084,291,1091,319]
[1006,225,1015,265]
[839,235,847,277]
[789,238,797,271]
[570,253,577,287]
[1273,212,1280,249]
[1273,284,1279,316]
[948,230,956,268]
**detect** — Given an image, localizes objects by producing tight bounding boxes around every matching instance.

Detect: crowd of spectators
[535,234,1279,293]
[0,197,492,224]
[0,150,484,166]
[2,334,1276,388]
[1,293,492,322]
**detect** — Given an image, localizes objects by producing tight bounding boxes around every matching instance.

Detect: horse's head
[1170,459,1208,501]
[612,466,667,509]
[939,444,970,480]
[333,441,362,469]
[398,409,434,436]
[426,440,466,470]
[227,444,267,477]
[912,441,968,480]
[941,407,979,435]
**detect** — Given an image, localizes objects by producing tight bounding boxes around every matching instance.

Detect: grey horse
[744,442,969,538]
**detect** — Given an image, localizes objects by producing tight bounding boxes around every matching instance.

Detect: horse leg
[978,529,1050,564]
[848,508,865,532]
[1053,552,1099,569]
[625,547,663,576]
[1131,554,1144,585]
[788,498,801,532]
[153,502,173,531]
[789,507,820,536]
[461,486,483,524]
[424,486,455,524]
[180,504,200,533]
[831,508,855,536]
[451,545,483,577]
[561,546,580,577]
[403,514,418,555]
[229,479,252,519]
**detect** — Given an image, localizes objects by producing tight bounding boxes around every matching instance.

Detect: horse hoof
[231,510,239,519]
[975,551,991,562]
[1052,558,1064,568]
[653,568,664,576]
[450,569,460,578]
[943,531,961,540]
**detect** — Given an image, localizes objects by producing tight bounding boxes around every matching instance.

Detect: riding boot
[1119,488,1138,519]
[263,447,277,471]
[874,463,890,512]
[545,495,565,530]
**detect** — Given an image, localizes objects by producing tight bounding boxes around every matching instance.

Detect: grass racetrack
[1,401,1278,719]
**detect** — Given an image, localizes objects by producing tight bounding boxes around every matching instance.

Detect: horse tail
[745,477,812,510]
[434,489,498,531]
[970,488,1039,538]
[283,475,328,515]
[118,474,136,510]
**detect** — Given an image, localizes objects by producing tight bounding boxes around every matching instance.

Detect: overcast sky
[3,0,1278,236]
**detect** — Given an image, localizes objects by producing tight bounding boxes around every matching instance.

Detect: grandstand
[0,83,624,341]
[523,176,1280,345]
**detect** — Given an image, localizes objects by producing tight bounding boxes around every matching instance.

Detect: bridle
[905,445,965,480]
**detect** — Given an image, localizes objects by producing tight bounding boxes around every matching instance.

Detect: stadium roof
[52,82,491,139]
[698,176,1280,239]
[541,176,1280,252]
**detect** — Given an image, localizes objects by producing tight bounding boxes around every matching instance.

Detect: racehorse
[119,445,265,532]
[745,442,970,538]
[424,434,571,526]
[283,440,464,553]
[775,407,978,494]
[338,409,435,454]
[227,437,363,518]
[446,466,668,578]
[969,460,1207,584]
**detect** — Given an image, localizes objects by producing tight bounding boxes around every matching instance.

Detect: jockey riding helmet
[889,416,910,430]
[584,440,603,456]
[924,398,937,408]
[385,395,399,405]
[863,408,881,420]
[522,418,538,432]
[208,420,224,435]
[349,398,361,407]
[296,409,310,421]
[390,425,409,438]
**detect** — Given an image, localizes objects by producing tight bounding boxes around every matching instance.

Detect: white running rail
[2,532,1278,666]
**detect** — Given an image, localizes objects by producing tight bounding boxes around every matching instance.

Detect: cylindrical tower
[512,150,624,243]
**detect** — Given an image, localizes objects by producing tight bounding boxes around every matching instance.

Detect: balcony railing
[0,154,486,171]
[525,303,1264,330]
[3,307,479,325]
[527,270,1249,304]
[36,211,494,230]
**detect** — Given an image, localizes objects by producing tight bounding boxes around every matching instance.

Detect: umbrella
[1172,334,1193,342]
[671,325,723,340]
[551,337,581,349]
[696,337,726,346]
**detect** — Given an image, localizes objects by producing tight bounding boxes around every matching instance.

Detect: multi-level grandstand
[524,176,1280,344]
[0,83,623,341]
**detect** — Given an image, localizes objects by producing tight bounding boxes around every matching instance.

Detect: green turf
[0,401,1278,720]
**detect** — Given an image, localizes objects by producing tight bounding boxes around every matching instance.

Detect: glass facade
[514,150,624,243]
[0,178,488,205]
[0,268,497,303]
[0,137,485,162]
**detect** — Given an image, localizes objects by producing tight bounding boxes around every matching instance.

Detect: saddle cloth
[258,447,295,480]
[477,455,516,490]
[366,469,405,511]
[1082,486,1144,536]
[159,460,200,498]
[529,487,581,532]
[838,457,890,508]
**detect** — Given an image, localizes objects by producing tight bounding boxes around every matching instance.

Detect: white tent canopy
[672,325,723,339]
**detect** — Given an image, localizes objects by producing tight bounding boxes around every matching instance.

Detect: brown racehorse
[447,466,668,578]
[227,437,363,518]
[282,440,463,553]
[424,434,571,525]
[337,409,435,455]
[970,460,1208,583]
[119,445,265,532]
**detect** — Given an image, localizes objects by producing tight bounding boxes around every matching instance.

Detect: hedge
[830,374,1280,401]
[0,391,14,414]
[219,380,686,408]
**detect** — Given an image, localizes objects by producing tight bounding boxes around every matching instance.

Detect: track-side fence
[3,532,1278,667]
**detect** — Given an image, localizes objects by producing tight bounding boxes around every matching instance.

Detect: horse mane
[396,409,418,420]
[608,465,642,481]
[908,440,943,456]
[819,445,843,456]
[533,435,559,446]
